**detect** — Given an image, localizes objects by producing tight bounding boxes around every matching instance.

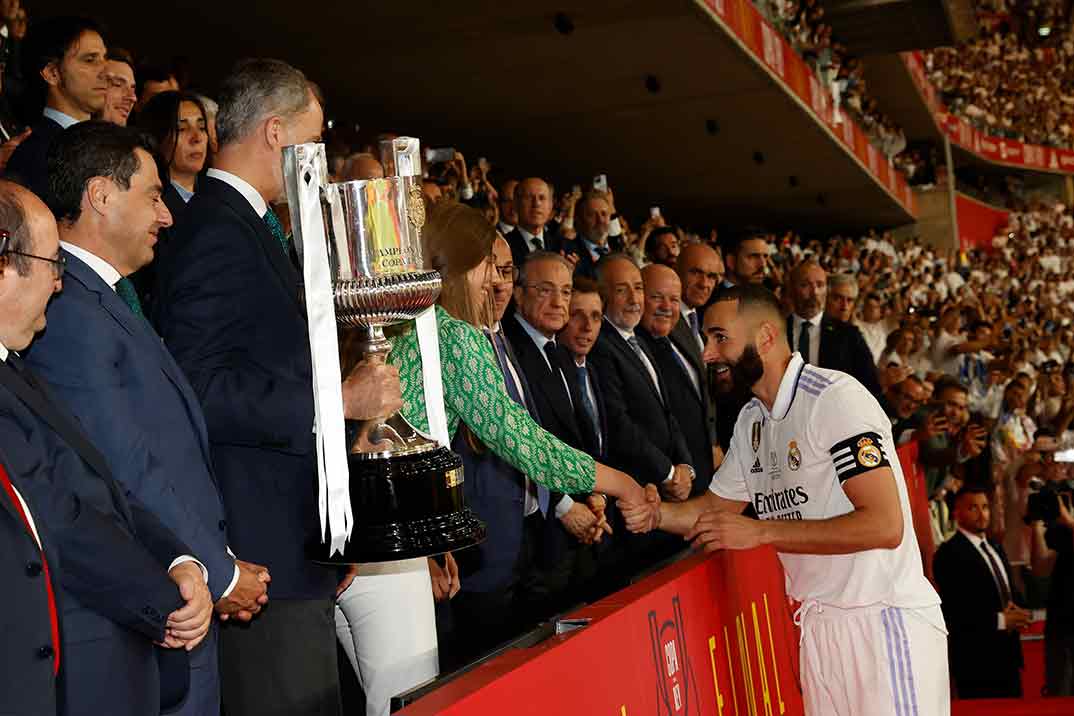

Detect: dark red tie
[0,464,60,675]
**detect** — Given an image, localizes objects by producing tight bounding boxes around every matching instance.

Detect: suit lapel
[202,177,303,314]
[0,359,128,522]
[56,254,217,476]
[603,321,663,405]
[818,316,834,368]
[504,317,579,442]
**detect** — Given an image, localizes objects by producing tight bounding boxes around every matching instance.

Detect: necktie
[798,320,812,363]
[263,208,290,254]
[980,541,1012,605]
[575,364,601,453]
[490,332,550,515]
[531,235,544,252]
[627,335,663,402]
[114,277,145,318]
[0,465,60,675]
[687,310,701,338]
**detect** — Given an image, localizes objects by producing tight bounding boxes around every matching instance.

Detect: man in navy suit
[25,120,272,716]
[0,179,213,716]
[503,178,564,267]
[567,190,614,281]
[589,254,694,568]
[7,17,107,198]
[151,58,401,716]
[636,265,714,497]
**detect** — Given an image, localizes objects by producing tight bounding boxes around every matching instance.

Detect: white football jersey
[710,353,940,609]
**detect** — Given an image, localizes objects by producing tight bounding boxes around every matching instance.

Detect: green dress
[389,306,596,494]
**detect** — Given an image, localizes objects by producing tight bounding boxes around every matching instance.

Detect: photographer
[917,379,989,496]
[1029,451,1074,695]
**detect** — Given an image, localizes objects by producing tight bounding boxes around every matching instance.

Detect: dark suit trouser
[220,598,340,716]
[444,514,547,672]
[953,656,1022,699]
[1046,630,1074,697]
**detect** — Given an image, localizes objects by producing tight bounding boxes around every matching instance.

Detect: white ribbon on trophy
[293,152,352,556]
[415,308,449,446]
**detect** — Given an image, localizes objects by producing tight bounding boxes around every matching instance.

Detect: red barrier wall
[955,192,1010,252]
[400,548,805,716]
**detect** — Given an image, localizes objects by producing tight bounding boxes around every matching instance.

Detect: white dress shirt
[790,311,824,366]
[517,227,546,254]
[171,180,195,203]
[507,316,575,518]
[43,107,79,129]
[206,168,268,216]
[957,526,1012,629]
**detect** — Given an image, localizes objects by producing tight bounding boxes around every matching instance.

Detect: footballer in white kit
[623,285,950,716]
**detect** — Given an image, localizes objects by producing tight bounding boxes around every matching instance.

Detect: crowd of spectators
[8,3,1074,715]
[753,0,909,160]
[925,1,1074,148]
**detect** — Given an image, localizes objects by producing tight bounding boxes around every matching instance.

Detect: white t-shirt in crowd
[709,353,940,610]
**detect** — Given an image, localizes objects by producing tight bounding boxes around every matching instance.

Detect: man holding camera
[917,379,989,495]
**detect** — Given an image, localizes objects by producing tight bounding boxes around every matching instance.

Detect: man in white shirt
[9,16,107,198]
[855,292,890,363]
[621,284,949,716]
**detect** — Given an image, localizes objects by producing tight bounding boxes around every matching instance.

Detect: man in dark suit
[0,179,212,716]
[6,17,107,198]
[567,190,614,281]
[589,254,694,567]
[786,260,881,396]
[1,454,60,716]
[503,251,607,606]
[934,486,1028,698]
[151,59,400,716]
[675,242,723,461]
[637,265,713,496]
[503,177,563,267]
[25,121,272,716]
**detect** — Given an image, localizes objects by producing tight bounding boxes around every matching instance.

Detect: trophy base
[308,445,486,564]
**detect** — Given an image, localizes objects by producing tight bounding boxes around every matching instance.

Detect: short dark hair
[106,46,135,68]
[135,61,174,97]
[0,182,34,276]
[573,276,599,295]
[712,283,786,335]
[934,377,968,399]
[46,120,155,224]
[21,16,104,111]
[646,226,678,257]
[720,228,768,259]
[953,485,990,506]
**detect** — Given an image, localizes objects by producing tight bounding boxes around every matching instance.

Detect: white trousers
[797,603,950,716]
[334,558,439,716]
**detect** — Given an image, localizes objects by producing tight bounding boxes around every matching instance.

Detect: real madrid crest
[787,440,801,471]
[751,421,761,453]
[856,436,881,468]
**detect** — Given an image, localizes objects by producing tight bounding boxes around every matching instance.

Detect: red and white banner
[954,191,1009,252]
[695,0,917,217]
[903,52,1074,175]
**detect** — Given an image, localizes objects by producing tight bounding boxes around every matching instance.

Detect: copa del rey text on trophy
[282,136,485,563]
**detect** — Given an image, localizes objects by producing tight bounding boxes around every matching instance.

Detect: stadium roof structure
[64,0,928,231]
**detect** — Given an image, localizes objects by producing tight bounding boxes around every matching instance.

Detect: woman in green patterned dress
[392,200,647,503]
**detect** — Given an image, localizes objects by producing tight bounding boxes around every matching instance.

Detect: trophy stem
[356,325,393,360]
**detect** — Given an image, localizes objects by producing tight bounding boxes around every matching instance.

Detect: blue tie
[688,310,700,338]
[490,331,550,515]
[575,364,602,454]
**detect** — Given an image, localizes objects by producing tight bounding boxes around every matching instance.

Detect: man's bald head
[341,152,384,181]
[640,263,682,338]
[789,260,827,319]
[677,242,723,308]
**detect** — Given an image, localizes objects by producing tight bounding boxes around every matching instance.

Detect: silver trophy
[283,138,485,563]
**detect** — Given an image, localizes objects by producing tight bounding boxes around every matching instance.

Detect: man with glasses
[0,177,214,716]
[502,250,607,608]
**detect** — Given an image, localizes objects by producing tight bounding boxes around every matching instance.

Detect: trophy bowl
[284,139,485,563]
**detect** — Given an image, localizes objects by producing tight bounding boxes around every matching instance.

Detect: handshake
[620,483,663,534]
